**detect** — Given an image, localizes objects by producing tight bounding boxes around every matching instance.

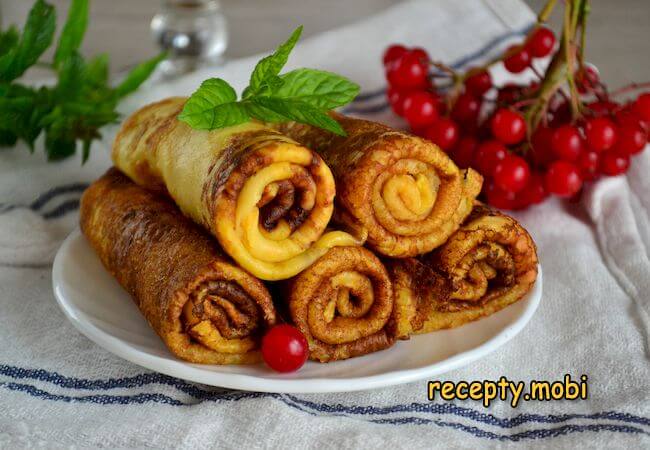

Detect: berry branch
[382,0,649,210]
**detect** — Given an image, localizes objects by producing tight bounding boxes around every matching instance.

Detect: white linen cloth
[1,0,649,447]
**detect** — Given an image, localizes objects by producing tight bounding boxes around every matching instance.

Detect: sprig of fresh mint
[0,0,166,162]
[178,26,359,136]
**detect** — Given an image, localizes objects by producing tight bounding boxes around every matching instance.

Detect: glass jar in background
[151,0,228,76]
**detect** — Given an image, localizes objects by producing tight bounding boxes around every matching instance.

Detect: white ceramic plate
[52,229,542,393]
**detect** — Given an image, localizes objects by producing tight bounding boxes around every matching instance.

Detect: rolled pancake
[274,114,483,257]
[80,168,276,364]
[112,97,361,281]
[285,246,395,362]
[389,204,538,336]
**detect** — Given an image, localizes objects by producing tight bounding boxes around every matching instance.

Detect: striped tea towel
[0,0,648,448]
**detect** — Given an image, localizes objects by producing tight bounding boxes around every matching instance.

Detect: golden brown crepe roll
[274,114,483,257]
[112,97,361,281]
[80,168,276,364]
[285,246,395,362]
[389,204,538,337]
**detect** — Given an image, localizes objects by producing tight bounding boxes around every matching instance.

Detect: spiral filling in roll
[80,168,276,364]
[389,204,538,336]
[112,97,362,281]
[286,246,395,362]
[274,114,483,257]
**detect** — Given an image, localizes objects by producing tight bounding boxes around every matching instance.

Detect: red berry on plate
[491,108,526,145]
[551,125,584,161]
[450,135,477,168]
[544,161,583,197]
[526,27,556,58]
[503,45,531,73]
[518,172,547,205]
[386,86,412,116]
[600,152,630,176]
[485,181,518,210]
[473,140,507,177]
[261,324,308,373]
[402,91,439,128]
[632,93,650,126]
[451,92,481,123]
[464,69,492,97]
[585,117,617,152]
[425,118,459,150]
[577,151,601,181]
[383,44,408,66]
[494,154,530,193]
[386,50,429,89]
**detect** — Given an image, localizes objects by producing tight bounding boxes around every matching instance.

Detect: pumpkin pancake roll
[80,169,276,364]
[274,114,483,257]
[389,204,538,337]
[112,97,362,281]
[284,246,395,362]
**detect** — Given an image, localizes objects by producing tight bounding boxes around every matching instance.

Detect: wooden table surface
[2,0,648,91]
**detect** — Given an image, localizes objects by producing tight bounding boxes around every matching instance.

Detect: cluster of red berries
[383,27,650,210]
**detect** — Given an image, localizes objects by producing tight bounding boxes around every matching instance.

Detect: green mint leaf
[0,26,20,56]
[250,97,346,136]
[178,78,250,130]
[245,26,302,98]
[245,102,291,123]
[274,68,360,109]
[114,51,166,98]
[0,0,56,82]
[53,0,89,68]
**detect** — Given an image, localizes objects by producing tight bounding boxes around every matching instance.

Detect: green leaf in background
[45,131,76,160]
[274,68,360,109]
[0,0,56,82]
[178,78,251,129]
[0,130,18,147]
[53,0,89,68]
[81,139,91,163]
[244,25,303,98]
[114,51,167,98]
[56,52,85,99]
[84,53,109,87]
[0,85,41,148]
[0,26,20,56]
[250,97,346,136]
[0,0,164,161]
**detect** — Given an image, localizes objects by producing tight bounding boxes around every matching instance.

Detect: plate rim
[52,228,542,394]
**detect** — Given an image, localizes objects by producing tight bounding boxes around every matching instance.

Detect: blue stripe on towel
[0,183,88,219]
[2,364,650,436]
[2,379,649,441]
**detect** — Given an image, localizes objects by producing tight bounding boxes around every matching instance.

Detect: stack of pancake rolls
[80,97,538,365]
